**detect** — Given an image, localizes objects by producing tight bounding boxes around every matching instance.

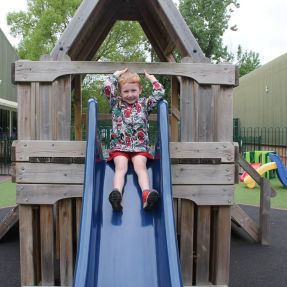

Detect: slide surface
[244,162,277,189]
[268,153,287,188]
[73,99,183,287]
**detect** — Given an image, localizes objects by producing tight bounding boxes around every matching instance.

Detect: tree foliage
[234,45,261,77]
[7,0,82,60]
[179,0,240,62]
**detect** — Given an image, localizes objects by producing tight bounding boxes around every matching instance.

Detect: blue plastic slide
[73,99,183,287]
[268,153,287,187]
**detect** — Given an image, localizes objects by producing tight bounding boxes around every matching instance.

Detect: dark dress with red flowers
[104,73,165,155]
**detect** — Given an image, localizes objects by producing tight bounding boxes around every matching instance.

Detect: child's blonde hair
[118,71,142,90]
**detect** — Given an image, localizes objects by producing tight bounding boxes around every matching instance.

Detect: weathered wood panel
[173,185,233,206]
[17,184,83,204]
[19,206,35,285]
[16,163,84,184]
[195,207,211,285]
[180,77,196,141]
[14,61,237,85]
[148,0,206,61]
[13,140,233,162]
[40,206,55,285]
[212,207,231,285]
[214,86,233,142]
[0,205,19,240]
[13,140,85,161]
[172,164,234,185]
[170,142,234,162]
[58,199,74,285]
[180,200,195,285]
[231,205,259,242]
[15,162,233,185]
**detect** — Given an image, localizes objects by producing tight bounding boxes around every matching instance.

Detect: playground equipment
[268,153,287,187]
[244,150,276,179]
[240,162,261,182]
[12,0,239,286]
[73,100,182,286]
[244,162,277,189]
[244,153,287,189]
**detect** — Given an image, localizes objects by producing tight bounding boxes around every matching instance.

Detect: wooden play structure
[11,0,248,286]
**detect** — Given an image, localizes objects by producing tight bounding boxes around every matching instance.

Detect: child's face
[120,82,142,104]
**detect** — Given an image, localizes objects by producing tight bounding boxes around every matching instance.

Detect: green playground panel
[243,150,276,179]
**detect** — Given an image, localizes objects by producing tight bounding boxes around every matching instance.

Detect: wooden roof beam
[50,0,112,60]
[147,0,208,63]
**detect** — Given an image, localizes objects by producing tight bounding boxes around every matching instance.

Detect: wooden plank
[212,207,231,285]
[50,0,102,58]
[17,84,33,140]
[171,76,180,141]
[52,75,72,139]
[259,178,272,245]
[172,164,234,185]
[214,86,233,142]
[76,198,82,245]
[170,142,234,163]
[180,200,195,285]
[40,206,55,285]
[195,207,211,285]
[13,140,86,161]
[198,85,214,142]
[17,184,83,205]
[173,185,234,206]
[231,205,259,242]
[17,183,233,206]
[58,199,74,285]
[14,61,237,86]
[16,163,84,184]
[0,205,19,240]
[74,76,82,140]
[180,77,196,141]
[39,83,53,140]
[148,0,206,62]
[19,206,35,285]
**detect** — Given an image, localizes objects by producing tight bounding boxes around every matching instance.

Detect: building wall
[0,29,18,137]
[233,53,287,128]
[0,28,17,103]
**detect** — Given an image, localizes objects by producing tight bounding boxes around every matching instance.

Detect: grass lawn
[0,177,287,209]
[235,178,287,210]
[0,178,16,208]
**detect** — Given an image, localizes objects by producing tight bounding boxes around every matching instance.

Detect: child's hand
[144,70,157,83]
[114,68,128,77]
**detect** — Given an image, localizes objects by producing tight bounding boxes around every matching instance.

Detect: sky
[0,0,287,65]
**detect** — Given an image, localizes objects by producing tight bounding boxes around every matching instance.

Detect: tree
[234,45,261,77]
[7,0,148,62]
[7,0,82,60]
[179,0,240,62]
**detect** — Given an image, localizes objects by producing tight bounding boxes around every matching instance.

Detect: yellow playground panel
[244,162,277,189]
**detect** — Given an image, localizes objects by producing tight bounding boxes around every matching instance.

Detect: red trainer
[142,189,160,210]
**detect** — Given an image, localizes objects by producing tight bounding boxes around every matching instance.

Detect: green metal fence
[0,135,15,175]
[234,126,287,165]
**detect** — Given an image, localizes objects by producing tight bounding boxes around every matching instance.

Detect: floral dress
[104,73,165,155]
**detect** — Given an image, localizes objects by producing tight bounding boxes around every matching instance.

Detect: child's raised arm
[144,70,157,83]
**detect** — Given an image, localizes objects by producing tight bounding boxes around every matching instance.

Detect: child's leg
[113,155,129,193]
[132,155,159,210]
[131,155,150,191]
[109,155,128,211]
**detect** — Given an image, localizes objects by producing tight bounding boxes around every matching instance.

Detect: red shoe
[142,189,159,210]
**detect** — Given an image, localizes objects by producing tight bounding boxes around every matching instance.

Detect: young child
[103,68,165,211]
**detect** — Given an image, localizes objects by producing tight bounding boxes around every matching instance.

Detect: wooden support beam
[14,61,237,86]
